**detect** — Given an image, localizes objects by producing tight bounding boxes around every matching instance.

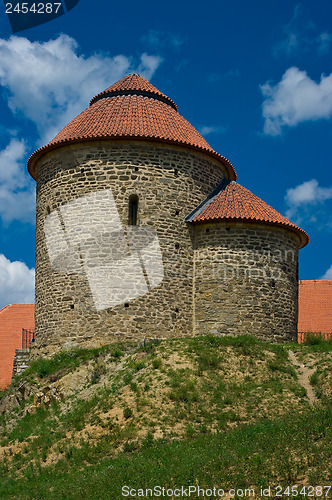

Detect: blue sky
[0,0,331,308]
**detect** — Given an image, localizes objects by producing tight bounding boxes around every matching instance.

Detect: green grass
[301,334,332,351]
[1,335,331,499]
[17,344,126,381]
[303,333,332,347]
[169,379,199,403]
[310,370,319,386]
[152,357,162,369]
[0,403,330,499]
[123,407,133,420]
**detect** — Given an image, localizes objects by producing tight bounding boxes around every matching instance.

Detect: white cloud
[0,35,163,144]
[286,179,332,205]
[0,138,35,224]
[0,137,26,188]
[136,53,163,79]
[199,125,226,136]
[261,67,332,135]
[320,264,332,279]
[0,254,35,308]
[285,179,332,224]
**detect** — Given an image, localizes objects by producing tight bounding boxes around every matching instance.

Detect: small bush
[273,345,288,360]
[90,372,100,385]
[130,382,138,392]
[152,358,162,369]
[142,431,154,448]
[123,372,133,385]
[300,335,332,354]
[267,360,296,377]
[132,360,146,371]
[169,380,199,403]
[123,440,139,453]
[219,335,260,348]
[186,424,195,438]
[66,446,74,459]
[197,351,221,371]
[310,371,319,386]
[288,383,307,398]
[303,333,331,346]
[110,348,123,359]
[123,408,133,420]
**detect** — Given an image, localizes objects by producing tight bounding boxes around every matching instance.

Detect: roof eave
[27,135,237,181]
[187,217,309,249]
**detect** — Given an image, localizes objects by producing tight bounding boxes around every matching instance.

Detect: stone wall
[193,222,300,342]
[34,140,226,355]
[12,349,30,380]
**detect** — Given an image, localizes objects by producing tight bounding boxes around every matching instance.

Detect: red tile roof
[0,304,35,389]
[27,74,237,182]
[90,74,178,110]
[298,280,332,337]
[187,180,309,248]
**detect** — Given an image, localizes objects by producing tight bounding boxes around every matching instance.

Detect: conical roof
[89,74,178,109]
[27,74,236,180]
[186,180,309,248]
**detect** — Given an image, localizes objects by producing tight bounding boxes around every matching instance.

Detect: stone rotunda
[27,74,309,355]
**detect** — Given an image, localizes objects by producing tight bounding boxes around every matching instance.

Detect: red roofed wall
[298,280,332,343]
[0,304,35,389]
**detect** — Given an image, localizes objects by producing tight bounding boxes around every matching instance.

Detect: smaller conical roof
[186,180,309,248]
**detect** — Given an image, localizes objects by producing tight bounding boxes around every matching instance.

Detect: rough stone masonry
[27,75,308,356]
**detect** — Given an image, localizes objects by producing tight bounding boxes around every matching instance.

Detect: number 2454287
[5,3,62,14]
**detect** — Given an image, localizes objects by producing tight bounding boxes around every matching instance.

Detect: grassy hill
[0,335,331,499]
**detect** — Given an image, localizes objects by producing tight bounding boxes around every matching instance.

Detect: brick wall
[0,305,35,389]
[298,280,332,338]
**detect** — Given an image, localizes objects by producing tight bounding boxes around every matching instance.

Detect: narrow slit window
[129,195,139,226]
